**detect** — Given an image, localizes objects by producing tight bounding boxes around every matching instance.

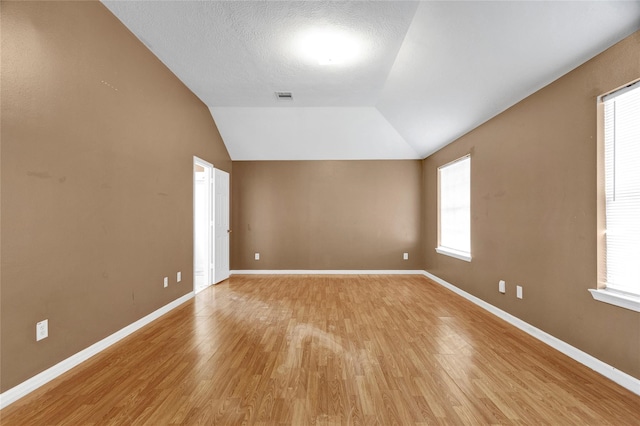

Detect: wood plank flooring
[1,275,639,425]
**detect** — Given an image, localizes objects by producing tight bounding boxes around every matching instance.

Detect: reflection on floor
[2,274,639,424]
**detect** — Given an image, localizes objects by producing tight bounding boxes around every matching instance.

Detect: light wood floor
[1,275,639,425]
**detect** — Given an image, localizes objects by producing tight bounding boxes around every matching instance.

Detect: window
[436,155,471,262]
[590,80,640,312]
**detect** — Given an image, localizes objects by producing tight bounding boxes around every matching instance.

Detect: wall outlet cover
[36,319,48,341]
[403,253,409,260]
[255,253,260,260]
[517,285,523,299]
[163,277,169,288]
[499,280,506,294]
[177,271,181,282]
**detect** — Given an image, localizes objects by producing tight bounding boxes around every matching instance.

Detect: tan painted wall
[231,161,423,270]
[2,0,637,396]
[423,31,640,379]
[1,1,231,391]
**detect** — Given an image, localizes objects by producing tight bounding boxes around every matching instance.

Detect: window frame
[591,79,640,313]
[436,155,472,262]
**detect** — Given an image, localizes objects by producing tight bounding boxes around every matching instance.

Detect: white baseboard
[423,271,640,396]
[231,270,425,275]
[0,291,194,410]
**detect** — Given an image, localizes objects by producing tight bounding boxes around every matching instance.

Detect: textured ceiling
[102,1,417,107]
[102,1,640,161]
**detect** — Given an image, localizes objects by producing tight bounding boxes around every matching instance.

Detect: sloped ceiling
[102,1,640,160]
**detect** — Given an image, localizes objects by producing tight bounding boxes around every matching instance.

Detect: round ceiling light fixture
[296,28,362,66]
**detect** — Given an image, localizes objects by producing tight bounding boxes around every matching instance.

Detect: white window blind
[603,82,640,296]
[438,156,471,258]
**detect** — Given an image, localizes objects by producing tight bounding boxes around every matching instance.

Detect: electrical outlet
[163,277,168,288]
[177,271,181,283]
[36,319,48,341]
[499,280,506,294]
[403,252,409,260]
[516,285,523,299]
[254,253,260,260]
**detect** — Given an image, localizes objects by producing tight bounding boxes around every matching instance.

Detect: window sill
[589,288,640,313]
[435,247,472,262]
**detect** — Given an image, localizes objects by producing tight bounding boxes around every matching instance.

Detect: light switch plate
[255,253,260,260]
[403,253,409,260]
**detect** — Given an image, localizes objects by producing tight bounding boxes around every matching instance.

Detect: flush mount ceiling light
[297,28,362,66]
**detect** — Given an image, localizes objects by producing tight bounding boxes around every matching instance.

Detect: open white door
[214,168,230,283]
[193,157,214,294]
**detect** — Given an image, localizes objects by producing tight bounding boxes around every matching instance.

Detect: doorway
[193,158,213,294]
[193,157,230,294]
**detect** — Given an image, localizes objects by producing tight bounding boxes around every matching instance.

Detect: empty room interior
[2,0,640,424]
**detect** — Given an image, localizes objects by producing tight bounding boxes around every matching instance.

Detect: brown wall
[423,32,640,379]
[231,161,423,270]
[1,1,231,391]
[2,0,637,396]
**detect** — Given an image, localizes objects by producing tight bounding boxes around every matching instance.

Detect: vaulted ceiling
[102,1,640,161]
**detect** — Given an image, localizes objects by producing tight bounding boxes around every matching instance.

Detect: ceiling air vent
[275,91,293,101]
